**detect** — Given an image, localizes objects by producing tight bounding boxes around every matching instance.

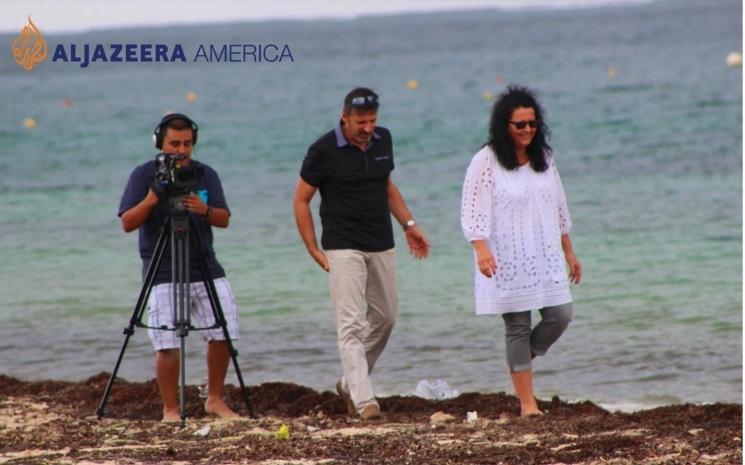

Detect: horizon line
[0,0,654,36]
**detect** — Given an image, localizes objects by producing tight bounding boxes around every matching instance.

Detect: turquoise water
[0,0,741,410]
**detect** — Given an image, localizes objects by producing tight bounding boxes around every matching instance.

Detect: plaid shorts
[147,277,240,350]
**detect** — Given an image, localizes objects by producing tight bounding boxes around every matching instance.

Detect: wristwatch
[403,219,416,230]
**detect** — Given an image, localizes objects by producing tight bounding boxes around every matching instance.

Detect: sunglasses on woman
[508,120,538,129]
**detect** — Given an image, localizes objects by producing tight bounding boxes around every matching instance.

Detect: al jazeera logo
[12,16,48,71]
[10,15,295,70]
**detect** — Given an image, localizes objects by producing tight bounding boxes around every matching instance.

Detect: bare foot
[204,398,240,419]
[520,407,544,417]
[519,397,544,417]
[162,408,181,423]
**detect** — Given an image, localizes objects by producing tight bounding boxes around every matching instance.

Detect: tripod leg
[190,221,257,418]
[179,330,187,427]
[171,215,191,428]
[97,223,170,418]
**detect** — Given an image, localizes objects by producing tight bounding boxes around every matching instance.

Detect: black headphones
[153,113,199,149]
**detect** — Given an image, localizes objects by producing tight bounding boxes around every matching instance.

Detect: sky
[1,0,649,34]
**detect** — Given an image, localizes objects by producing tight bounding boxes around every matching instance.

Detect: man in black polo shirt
[293,87,430,419]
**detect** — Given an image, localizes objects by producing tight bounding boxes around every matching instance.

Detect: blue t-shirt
[118,158,229,285]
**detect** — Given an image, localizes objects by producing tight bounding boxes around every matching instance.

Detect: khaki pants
[327,249,397,413]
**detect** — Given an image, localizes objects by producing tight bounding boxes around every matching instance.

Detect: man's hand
[182,193,209,216]
[150,180,167,202]
[309,248,329,272]
[121,187,160,232]
[405,226,430,259]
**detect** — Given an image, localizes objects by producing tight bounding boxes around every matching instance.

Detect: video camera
[154,152,204,211]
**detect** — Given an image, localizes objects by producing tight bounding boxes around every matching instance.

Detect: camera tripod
[97,208,255,425]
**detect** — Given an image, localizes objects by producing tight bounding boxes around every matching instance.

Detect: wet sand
[0,373,741,464]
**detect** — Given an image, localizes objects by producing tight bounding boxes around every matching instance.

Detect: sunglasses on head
[349,95,379,106]
[509,120,538,129]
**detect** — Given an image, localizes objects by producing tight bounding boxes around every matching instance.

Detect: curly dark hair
[487,85,551,172]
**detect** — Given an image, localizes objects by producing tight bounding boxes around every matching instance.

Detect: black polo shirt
[300,123,395,252]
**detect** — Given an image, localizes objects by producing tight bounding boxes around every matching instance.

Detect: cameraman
[118,113,239,421]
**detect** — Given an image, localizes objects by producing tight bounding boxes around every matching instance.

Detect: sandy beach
[0,373,740,464]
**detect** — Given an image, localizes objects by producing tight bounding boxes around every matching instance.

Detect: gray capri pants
[501,303,573,372]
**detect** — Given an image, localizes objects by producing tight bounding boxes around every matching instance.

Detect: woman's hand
[565,253,582,284]
[560,234,582,284]
[472,240,497,277]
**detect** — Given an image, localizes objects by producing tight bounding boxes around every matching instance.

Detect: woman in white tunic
[461,86,582,416]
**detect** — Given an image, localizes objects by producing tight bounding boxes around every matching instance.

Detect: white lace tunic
[461,145,573,314]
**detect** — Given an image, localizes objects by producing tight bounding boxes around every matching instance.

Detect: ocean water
[0,0,741,411]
